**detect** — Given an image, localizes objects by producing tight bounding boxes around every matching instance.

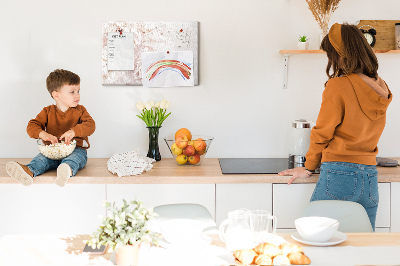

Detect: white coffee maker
[289,119,312,168]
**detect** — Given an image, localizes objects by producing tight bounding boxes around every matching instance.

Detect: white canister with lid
[289,119,312,167]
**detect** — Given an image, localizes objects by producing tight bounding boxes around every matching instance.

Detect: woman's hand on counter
[278,167,312,185]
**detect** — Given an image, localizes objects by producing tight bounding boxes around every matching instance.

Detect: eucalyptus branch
[88,200,160,251]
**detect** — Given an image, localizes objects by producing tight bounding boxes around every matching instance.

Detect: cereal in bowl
[38,140,76,160]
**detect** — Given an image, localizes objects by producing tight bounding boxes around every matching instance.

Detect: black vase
[146,126,161,161]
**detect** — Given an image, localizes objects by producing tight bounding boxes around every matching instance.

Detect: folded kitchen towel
[376,157,399,167]
[107,150,156,177]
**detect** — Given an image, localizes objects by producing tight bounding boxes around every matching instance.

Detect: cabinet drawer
[391,183,400,232]
[216,184,272,226]
[0,184,106,236]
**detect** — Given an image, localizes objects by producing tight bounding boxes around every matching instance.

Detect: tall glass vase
[147,126,161,161]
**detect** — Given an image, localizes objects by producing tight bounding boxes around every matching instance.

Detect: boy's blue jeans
[310,161,379,230]
[27,148,87,177]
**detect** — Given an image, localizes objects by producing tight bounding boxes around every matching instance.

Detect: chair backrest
[302,200,373,232]
[153,203,217,233]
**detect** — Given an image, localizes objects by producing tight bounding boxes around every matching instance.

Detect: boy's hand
[39,131,58,145]
[59,129,75,145]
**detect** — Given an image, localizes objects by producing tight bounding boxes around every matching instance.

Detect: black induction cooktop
[218,158,292,174]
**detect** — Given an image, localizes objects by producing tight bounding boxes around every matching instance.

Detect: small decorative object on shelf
[88,200,160,266]
[136,100,171,161]
[395,23,400,50]
[298,35,310,50]
[306,0,341,36]
[359,25,377,47]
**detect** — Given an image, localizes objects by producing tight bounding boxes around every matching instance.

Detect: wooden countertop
[1,158,399,185]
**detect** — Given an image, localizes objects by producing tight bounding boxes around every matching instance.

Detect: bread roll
[287,252,311,265]
[279,243,303,256]
[254,243,282,257]
[254,254,273,265]
[272,255,290,265]
[233,249,258,265]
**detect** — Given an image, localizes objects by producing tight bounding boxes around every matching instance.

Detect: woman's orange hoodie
[305,73,393,170]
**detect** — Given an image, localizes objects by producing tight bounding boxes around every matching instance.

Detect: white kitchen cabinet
[391,183,400,232]
[107,184,215,219]
[377,183,391,228]
[272,183,391,230]
[215,184,272,226]
[0,184,106,237]
[273,184,316,229]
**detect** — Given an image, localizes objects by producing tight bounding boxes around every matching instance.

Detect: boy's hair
[321,23,378,80]
[46,69,80,97]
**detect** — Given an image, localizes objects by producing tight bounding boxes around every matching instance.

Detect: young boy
[6,69,96,187]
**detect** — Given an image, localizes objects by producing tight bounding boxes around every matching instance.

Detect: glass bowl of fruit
[164,134,213,166]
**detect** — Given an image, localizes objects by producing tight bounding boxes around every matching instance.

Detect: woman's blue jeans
[27,148,87,177]
[310,162,379,230]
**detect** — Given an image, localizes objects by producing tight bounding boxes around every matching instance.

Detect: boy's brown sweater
[27,105,96,149]
[305,73,393,170]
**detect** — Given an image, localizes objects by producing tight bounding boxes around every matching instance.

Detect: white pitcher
[219,210,254,251]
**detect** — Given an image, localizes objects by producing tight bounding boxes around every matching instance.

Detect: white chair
[302,200,373,232]
[153,203,217,233]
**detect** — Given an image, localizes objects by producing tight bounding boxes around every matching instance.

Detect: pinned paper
[107,32,134,70]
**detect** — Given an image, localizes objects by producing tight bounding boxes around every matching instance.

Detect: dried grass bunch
[306,0,341,35]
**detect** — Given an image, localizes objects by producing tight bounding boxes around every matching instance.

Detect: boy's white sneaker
[6,161,34,186]
[56,163,72,187]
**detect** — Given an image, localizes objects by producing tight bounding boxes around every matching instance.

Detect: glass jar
[289,119,312,167]
[396,23,400,50]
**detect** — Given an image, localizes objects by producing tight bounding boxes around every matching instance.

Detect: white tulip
[155,101,160,108]
[145,103,152,110]
[136,103,144,111]
[160,101,166,109]
[165,101,170,109]
[150,100,155,107]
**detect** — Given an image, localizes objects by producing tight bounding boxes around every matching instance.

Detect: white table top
[1,233,399,265]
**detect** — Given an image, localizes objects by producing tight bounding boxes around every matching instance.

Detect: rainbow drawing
[145,60,192,81]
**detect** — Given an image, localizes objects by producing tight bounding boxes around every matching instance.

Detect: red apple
[175,135,188,149]
[196,149,206,156]
[183,145,196,156]
[193,138,207,152]
[188,154,201,164]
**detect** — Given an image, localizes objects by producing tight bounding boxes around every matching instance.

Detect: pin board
[102,21,199,86]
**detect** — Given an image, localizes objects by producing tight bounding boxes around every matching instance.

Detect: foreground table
[1,233,399,265]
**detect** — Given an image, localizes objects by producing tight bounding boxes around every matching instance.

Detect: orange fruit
[175,128,192,141]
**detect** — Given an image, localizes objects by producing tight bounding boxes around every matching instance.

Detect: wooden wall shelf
[280,50,400,54]
[280,49,400,89]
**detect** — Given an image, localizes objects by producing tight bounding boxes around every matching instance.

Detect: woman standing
[278,23,392,230]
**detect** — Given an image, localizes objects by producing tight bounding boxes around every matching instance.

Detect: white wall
[0,0,399,159]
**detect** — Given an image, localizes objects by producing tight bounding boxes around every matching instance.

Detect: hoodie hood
[347,73,392,120]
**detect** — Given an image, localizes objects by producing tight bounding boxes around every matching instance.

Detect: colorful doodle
[145,60,192,81]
